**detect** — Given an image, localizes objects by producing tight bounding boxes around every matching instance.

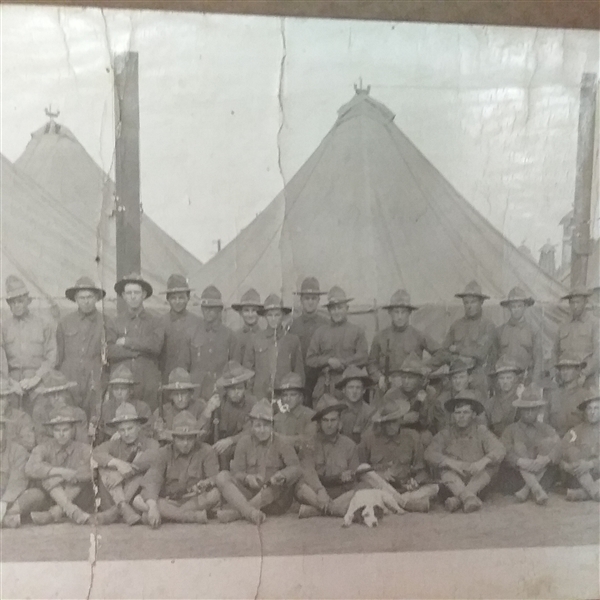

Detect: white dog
[342,488,403,528]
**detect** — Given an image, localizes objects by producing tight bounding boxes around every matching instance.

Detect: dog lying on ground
[342,488,403,528]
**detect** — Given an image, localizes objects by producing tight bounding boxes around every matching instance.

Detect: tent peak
[337,86,395,125]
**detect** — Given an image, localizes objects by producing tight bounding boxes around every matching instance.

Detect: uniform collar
[330,318,347,327]
[12,310,32,322]
[392,323,409,333]
[170,309,188,321]
[451,422,478,437]
[242,322,259,333]
[204,319,220,332]
[78,308,99,321]
[52,438,76,455]
[318,431,339,445]
[127,307,147,320]
[507,316,526,327]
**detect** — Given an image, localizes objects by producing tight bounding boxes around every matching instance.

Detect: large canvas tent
[189,89,568,341]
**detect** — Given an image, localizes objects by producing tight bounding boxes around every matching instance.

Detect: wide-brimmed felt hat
[512,387,546,409]
[249,399,275,422]
[108,402,148,425]
[258,293,292,316]
[44,405,82,426]
[428,364,450,380]
[372,399,411,424]
[444,389,485,415]
[455,280,490,300]
[0,378,22,397]
[492,356,524,376]
[38,371,77,395]
[578,389,600,411]
[231,288,262,312]
[324,286,353,308]
[448,358,474,375]
[381,289,418,311]
[108,365,138,386]
[216,361,254,388]
[169,410,202,436]
[114,273,153,298]
[561,286,592,301]
[398,353,429,377]
[312,394,347,421]
[294,277,327,296]
[274,372,305,394]
[161,368,199,392]
[65,276,106,302]
[500,286,534,307]
[335,366,373,390]
[200,285,224,308]
[161,274,193,295]
[4,275,30,301]
[555,352,587,369]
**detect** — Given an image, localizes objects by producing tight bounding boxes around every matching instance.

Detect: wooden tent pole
[571,72,597,287]
[114,52,141,314]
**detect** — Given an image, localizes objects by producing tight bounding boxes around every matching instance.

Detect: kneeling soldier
[500,389,560,505]
[425,390,506,513]
[216,399,301,525]
[139,411,221,528]
[560,390,600,502]
[92,403,158,525]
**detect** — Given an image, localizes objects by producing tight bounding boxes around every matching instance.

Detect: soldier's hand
[88,423,97,438]
[116,337,126,347]
[404,478,419,491]
[517,458,535,472]
[573,460,593,478]
[378,375,387,391]
[444,459,466,476]
[316,489,331,510]
[206,394,221,413]
[147,503,161,529]
[195,478,214,492]
[340,470,354,483]
[115,460,135,477]
[245,475,264,490]
[214,437,234,455]
[448,345,458,354]
[269,472,287,487]
[531,455,550,473]
[328,358,344,371]
[20,376,39,391]
[416,390,427,403]
[468,458,490,475]
[381,468,395,483]
[61,468,79,483]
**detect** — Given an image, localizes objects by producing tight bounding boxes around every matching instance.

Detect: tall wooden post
[114,52,141,314]
[571,73,597,288]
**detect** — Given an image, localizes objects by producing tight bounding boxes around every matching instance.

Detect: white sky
[1,6,598,263]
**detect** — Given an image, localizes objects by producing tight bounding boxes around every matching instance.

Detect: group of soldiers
[0,270,598,529]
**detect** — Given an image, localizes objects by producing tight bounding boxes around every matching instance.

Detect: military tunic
[501,420,560,467]
[0,440,29,504]
[486,388,520,437]
[92,435,159,469]
[545,385,588,437]
[340,400,375,444]
[233,322,262,365]
[1,407,35,451]
[273,403,316,454]
[497,317,542,384]
[561,422,600,473]
[152,398,208,439]
[215,394,257,442]
[159,310,202,383]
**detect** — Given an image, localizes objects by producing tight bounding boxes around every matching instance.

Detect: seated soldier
[0,378,35,451]
[93,365,152,440]
[560,390,600,502]
[25,406,114,525]
[358,401,439,512]
[336,366,375,444]
[92,403,159,525]
[500,388,560,505]
[137,411,221,528]
[1,414,44,528]
[486,357,525,437]
[425,390,506,513]
[273,372,316,453]
[153,368,214,443]
[202,361,257,470]
[215,399,301,525]
[31,371,88,444]
[422,364,450,436]
[545,353,588,437]
[393,353,430,425]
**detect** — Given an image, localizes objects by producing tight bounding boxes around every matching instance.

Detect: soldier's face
[388,373,403,389]
[171,390,192,411]
[225,383,245,404]
[241,307,258,326]
[451,371,469,393]
[300,294,320,314]
[173,435,196,454]
[111,384,131,404]
[383,420,401,437]
[328,303,348,323]
[507,301,526,321]
[462,296,483,318]
[390,307,411,329]
[585,400,600,424]
[320,412,341,437]
[265,309,283,329]
[48,391,69,410]
[201,306,222,324]
[344,380,365,403]
[519,407,539,425]
[401,373,422,394]
[558,366,578,384]
[167,292,189,314]
[53,423,76,446]
[452,403,475,428]
[280,390,302,411]
[117,421,141,445]
[7,294,30,318]
[123,284,145,310]
[497,372,517,393]
[569,296,587,318]
[75,290,98,315]
[251,418,273,443]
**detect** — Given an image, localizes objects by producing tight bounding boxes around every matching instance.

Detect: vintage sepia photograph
[1,2,599,598]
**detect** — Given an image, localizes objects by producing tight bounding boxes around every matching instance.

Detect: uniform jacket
[216,393,257,442]
[545,384,588,437]
[289,312,329,360]
[92,435,159,469]
[31,400,88,445]
[0,440,29,504]
[159,310,202,383]
[501,420,561,467]
[233,322,262,365]
[497,317,543,384]
[152,398,208,439]
[553,311,599,382]
[561,421,600,469]
[1,407,35,451]
[486,388,520,437]
[443,315,498,372]
[340,400,375,444]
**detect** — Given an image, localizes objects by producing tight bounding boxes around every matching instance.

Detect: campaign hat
[258,293,292,316]
[161,274,193,295]
[65,276,106,302]
[274,372,305,394]
[455,280,489,300]
[500,287,534,307]
[381,289,418,311]
[161,368,200,391]
[38,371,77,395]
[169,410,202,436]
[335,366,373,390]
[294,277,327,296]
[5,275,29,301]
[231,288,262,312]
[108,402,148,425]
[444,389,485,415]
[312,394,347,421]
[200,285,224,308]
[216,361,254,388]
[324,286,353,308]
[114,273,153,298]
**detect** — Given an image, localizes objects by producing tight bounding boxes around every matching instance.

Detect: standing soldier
[56,277,106,418]
[243,294,304,401]
[0,379,35,451]
[306,286,369,402]
[1,275,57,412]
[190,285,237,401]
[232,288,263,364]
[553,287,599,388]
[497,287,543,385]
[443,280,498,399]
[289,277,329,401]
[369,290,444,398]
[106,273,165,412]
[158,274,201,383]
[486,357,525,437]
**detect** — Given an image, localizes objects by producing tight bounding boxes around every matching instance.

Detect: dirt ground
[1,492,598,563]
